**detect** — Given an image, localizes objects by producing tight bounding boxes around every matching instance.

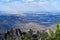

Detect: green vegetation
[1,23,60,40]
[46,23,60,40]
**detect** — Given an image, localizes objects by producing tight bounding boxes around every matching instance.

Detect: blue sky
[0,0,60,13]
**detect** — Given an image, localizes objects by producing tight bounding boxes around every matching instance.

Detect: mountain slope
[0,12,60,33]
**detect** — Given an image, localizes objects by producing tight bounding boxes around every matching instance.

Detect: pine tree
[55,23,60,40]
[6,28,19,40]
[47,23,60,40]
[46,29,54,40]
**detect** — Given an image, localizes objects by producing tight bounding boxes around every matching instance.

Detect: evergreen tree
[46,29,54,40]
[40,30,48,40]
[6,28,19,40]
[47,23,60,40]
[55,23,60,40]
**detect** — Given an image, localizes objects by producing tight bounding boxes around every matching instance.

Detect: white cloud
[0,0,60,14]
[25,0,34,2]
[37,1,60,12]
[0,0,10,2]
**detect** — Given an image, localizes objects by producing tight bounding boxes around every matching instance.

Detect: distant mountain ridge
[0,11,60,33]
